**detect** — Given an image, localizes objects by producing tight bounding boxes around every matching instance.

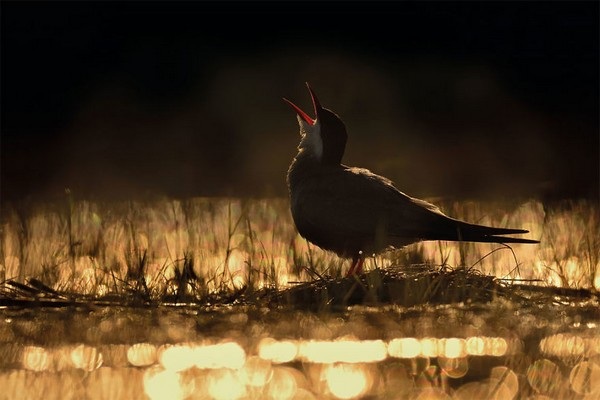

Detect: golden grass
[1,196,598,303]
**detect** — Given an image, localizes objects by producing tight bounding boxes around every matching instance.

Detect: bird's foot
[346,257,365,276]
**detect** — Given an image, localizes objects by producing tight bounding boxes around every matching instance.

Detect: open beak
[283,82,322,125]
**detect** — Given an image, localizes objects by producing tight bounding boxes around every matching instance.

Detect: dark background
[2,1,598,203]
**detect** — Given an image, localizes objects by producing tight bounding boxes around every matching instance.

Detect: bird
[284,82,539,275]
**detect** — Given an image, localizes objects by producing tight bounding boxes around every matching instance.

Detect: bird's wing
[294,166,538,244]
[293,166,446,240]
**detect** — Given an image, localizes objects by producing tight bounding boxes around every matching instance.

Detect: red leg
[347,255,365,276]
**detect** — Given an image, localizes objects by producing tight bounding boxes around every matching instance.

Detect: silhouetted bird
[284,83,539,275]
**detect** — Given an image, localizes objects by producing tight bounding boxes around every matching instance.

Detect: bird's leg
[347,253,365,276]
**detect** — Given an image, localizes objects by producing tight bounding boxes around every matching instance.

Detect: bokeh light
[207,368,247,400]
[437,357,468,379]
[239,356,273,387]
[22,346,51,372]
[265,367,299,400]
[490,366,519,399]
[143,366,194,400]
[323,363,371,399]
[258,338,298,363]
[127,343,157,367]
[569,360,600,395]
[526,359,563,396]
[70,344,103,371]
[388,338,421,358]
[298,339,386,363]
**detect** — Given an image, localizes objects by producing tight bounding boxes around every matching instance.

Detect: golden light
[526,358,563,396]
[143,366,193,400]
[127,343,157,367]
[265,367,299,400]
[586,336,600,356]
[1,255,20,280]
[390,337,509,359]
[86,367,125,400]
[53,346,74,371]
[323,363,370,399]
[157,342,247,371]
[159,344,195,371]
[194,341,246,369]
[466,337,485,356]
[412,387,452,399]
[207,368,247,400]
[438,338,466,358]
[490,366,519,399]
[239,356,273,387]
[569,361,600,395]
[453,379,512,400]
[0,370,36,399]
[71,344,103,371]
[22,346,51,372]
[298,339,386,363]
[437,357,468,379]
[488,337,508,357]
[540,333,586,357]
[226,251,248,289]
[419,338,438,357]
[388,338,421,358]
[258,338,298,363]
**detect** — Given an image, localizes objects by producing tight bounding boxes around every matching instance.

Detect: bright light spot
[324,364,369,399]
[22,346,51,372]
[271,256,291,287]
[158,342,246,371]
[388,338,421,358]
[439,338,465,358]
[298,340,386,363]
[208,369,246,400]
[266,367,298,400]
[569,361,600,395]
[95,284,109,296]
[239,356,273,387]
[159,344,195,371]
[227,251,248,289]
[438,357,469,379]
[466,337,485,356]
[127,343,157,367]
[258,338,298,363]
[194,342,246,369]
[526,358,563,395]
[232,274,246,289]
[143,366,193,400]
[488,337,508,356]
[71,344,103,371]
[540,333,586,357]
[420,338,438,357]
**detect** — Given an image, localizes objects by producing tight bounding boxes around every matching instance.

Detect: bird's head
[284,83,347,166]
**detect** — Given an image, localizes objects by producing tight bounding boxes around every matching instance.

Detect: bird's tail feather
[420,220,540,244]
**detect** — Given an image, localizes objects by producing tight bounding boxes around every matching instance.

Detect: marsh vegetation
[0,196,598,399]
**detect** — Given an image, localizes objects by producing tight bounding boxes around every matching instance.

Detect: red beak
[283,82,322,125]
